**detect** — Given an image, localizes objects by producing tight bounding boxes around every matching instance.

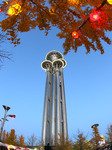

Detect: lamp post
[91,124,100,150]
[0,105,16,141]
[91,123,99,129]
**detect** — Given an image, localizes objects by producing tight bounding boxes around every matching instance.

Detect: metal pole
[0,109,8,141]
[0,105,15,141]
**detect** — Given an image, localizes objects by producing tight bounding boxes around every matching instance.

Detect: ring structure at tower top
[53,59,64,69]
[46,50,63,62]
[41,60,52,70]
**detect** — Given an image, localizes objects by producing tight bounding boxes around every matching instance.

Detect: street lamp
[91,124,100,149]
[0,105,16,141]
[2,105,10,111]
[91,123,99,128]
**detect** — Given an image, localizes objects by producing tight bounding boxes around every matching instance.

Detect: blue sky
[0,25,112,142]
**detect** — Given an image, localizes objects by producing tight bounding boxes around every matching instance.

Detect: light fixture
[90,11,100,21]
[72,31,79,38]
[7,3,22,16]
[107,0,112,5]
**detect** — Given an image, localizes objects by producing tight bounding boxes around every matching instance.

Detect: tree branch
[68,8,81,19]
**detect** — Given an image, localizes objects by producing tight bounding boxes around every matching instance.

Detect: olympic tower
[41,50,68,146]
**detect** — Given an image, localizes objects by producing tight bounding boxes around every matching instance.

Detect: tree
[5,129,17,145]
[53,134,72,150]
[0,33,11,68]
[73,131,91,150]
[0,8,11,67]
[2,130,6,143]
[90,124,104,150]
[35,138,44,150]
[0,0,112,55]
[0,49,11,68]
[5,132,9,143]
[106,124,112,148]
[18,135,25,147]
[27,134,37,146]
[2,129,26,147]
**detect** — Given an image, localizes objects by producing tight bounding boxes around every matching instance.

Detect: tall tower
[41,50,68,146]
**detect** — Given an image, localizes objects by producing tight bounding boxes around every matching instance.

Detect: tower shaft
[42,69,52,145]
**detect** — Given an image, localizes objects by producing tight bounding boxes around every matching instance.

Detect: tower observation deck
[41,50,68,146]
